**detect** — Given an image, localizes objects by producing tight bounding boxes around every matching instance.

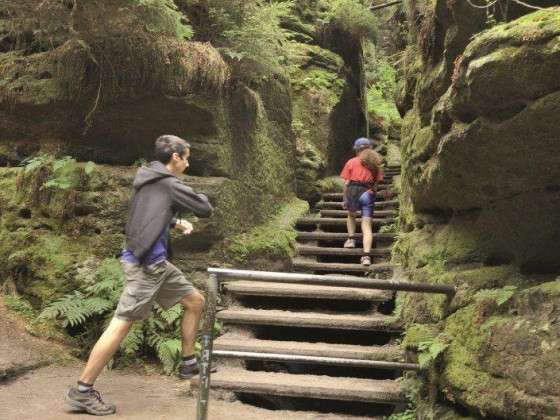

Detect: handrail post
[196,273,219,420]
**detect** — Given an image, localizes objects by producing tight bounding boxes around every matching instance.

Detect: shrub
[320,0,378,41]
[39,258,216,374]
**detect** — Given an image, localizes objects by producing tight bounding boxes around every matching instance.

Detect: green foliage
[475,285,517,307]
[366,54,402,129]
[422,248,450,276]
[292,69,345,105]
[417,335,449,369]
[134,0,193,39]
[319,0,377,41]
[224,198,309,264]
[379,222,399,233]
[219,1,295,74]
[4,295,37,321]
[22,155,95,192]
[385,409,416,420]
[38,258,219,374]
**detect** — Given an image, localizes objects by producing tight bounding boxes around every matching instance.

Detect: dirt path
[0,300,371,419]
[1,364,374,419]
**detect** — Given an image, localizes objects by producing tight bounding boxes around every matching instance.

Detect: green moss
[224,197,309,264]
[441,304,511,415]
[466,8,560,57]
[316,176,344,193]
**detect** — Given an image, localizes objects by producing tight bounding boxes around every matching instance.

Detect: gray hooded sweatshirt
[124,161,213,260]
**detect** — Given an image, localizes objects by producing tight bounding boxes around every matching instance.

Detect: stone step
[217,309,402,332]
[214,334,405,362]
[320,209,398,218]
[317,200,399,210]
[296,231,397,243]
[296,245,392,258]
[292,259,395,274]
[323,192,398,201]
[192,367,405,404]
[296,217,396,226]
[223,280,392,301]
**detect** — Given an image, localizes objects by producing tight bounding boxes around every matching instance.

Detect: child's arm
[171,179,214,218]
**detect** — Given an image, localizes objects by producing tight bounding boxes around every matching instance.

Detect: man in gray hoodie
[66,135,213,416]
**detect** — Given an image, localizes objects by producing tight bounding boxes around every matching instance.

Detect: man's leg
[66,317,133,416]
[80,317,134,384]
[179,291,205,357]
[177,291,205,379]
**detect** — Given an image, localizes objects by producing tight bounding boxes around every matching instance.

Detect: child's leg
[361,217,373,253]
[346,213,357,238]
[359,191,375,254]
[79,317,133,384]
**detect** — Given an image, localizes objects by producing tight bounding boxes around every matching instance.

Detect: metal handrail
[208,267,457,295]
[196,267,456,419]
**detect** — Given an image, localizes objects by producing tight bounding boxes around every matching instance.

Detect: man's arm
[171,180,213,218]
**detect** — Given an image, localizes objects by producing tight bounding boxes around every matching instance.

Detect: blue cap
[353,137,371,150]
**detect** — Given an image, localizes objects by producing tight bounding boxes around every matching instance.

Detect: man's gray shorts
[115,260,196,321]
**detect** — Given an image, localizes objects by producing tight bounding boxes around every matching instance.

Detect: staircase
[192,166,435,417]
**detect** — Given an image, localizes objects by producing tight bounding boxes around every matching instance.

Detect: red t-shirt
[340,157,384,183]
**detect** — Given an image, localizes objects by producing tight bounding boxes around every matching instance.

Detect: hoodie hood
[132,161,175,190]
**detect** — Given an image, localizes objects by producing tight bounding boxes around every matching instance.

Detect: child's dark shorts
[345,184,376,218]
[115,260,196,321]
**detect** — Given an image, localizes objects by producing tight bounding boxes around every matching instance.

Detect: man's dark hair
[154,135,191,164]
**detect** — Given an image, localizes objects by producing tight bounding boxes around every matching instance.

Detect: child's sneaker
[343,238,356,248]
[361,256,371,266]
[65,387,116,416]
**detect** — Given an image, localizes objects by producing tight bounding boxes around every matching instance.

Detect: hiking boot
[343,238,356,248]
[361,256,371,266]
[178,361,217,379]
[65,387,116,416]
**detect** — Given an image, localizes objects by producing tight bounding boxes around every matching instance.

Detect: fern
[220,1,295,73]
[121,322,145,356]
[417,335,449,369]
[158,304,183,325]
[475,285,517,306]
[157,338,182,374]
[136,0,193,40]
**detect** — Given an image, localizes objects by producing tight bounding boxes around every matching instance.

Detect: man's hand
[175,219,193,235]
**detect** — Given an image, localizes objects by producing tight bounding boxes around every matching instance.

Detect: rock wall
[397,2,560,419]
[0,0,305,307]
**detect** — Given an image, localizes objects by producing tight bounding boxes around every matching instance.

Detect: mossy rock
[440,279,560,419]
[222,197,309,268]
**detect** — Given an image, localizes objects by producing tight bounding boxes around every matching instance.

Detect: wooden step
[192,367,405,404]
[320,209,398,218]
[317,200,399,210]
[217,309,402,331]
[296,245,392,258]
[322,192,395,201]
[292,259,395,274]
[223,280,392,301]
[214,334,405,362]
[296,217,396,226]
[296,231,396,243]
